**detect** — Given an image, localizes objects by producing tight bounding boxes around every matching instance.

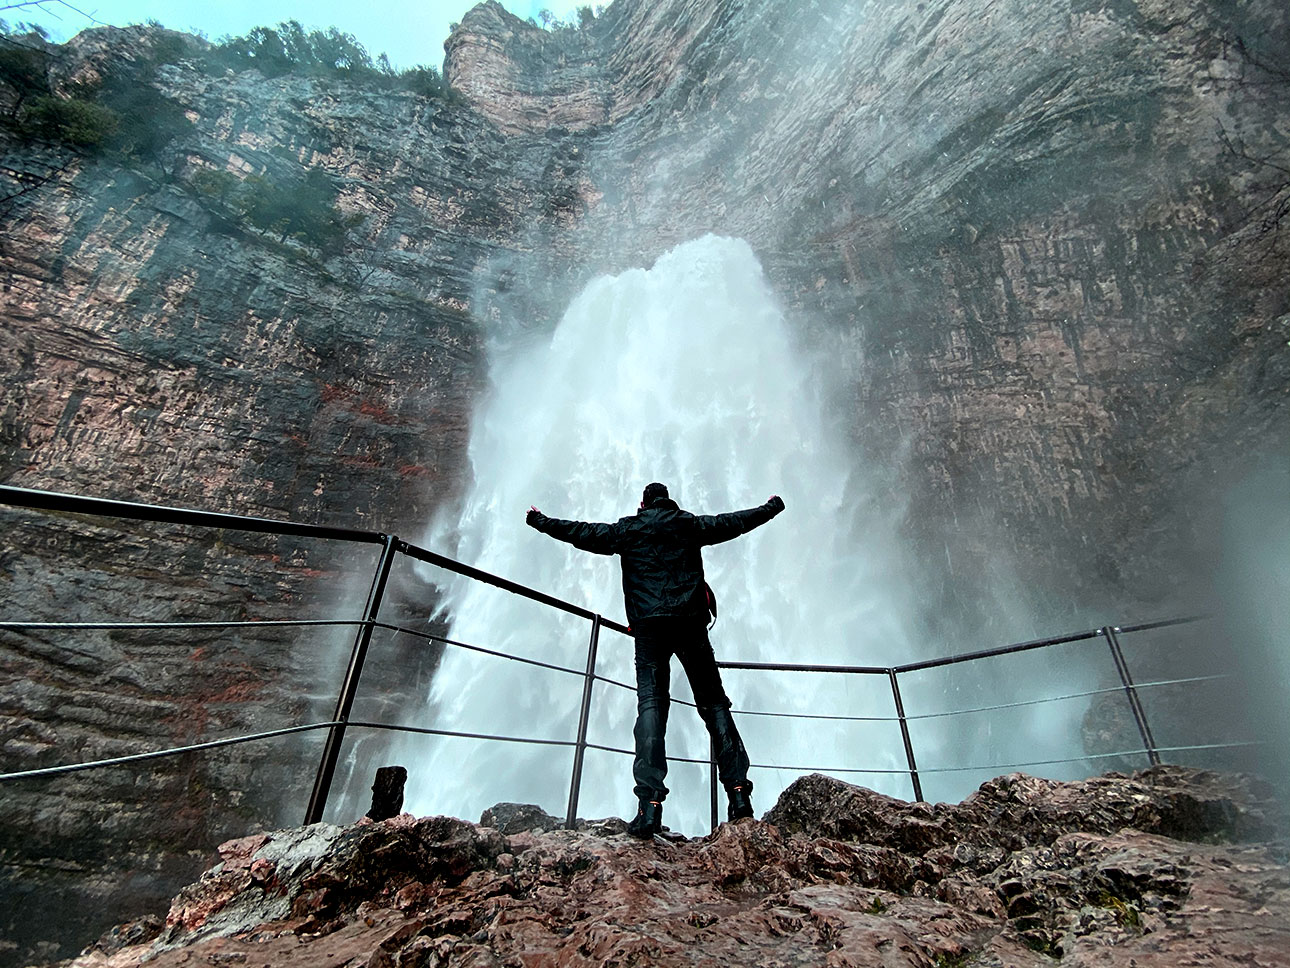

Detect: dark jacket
[527,496,784,626]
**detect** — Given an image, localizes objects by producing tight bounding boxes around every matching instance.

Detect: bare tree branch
[1232,35,1290,85]
[1217,122,1290,178]
[1,0,108,28]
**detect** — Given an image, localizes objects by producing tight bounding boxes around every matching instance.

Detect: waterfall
[401,235,918,834]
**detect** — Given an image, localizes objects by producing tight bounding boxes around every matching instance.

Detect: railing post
[304,533,399,825]
[709,735,719,834]
[1102,625,1161,766]
[565,614,602,829]
[888,669,924,802]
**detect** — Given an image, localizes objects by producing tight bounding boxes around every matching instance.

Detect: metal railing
[0,484,1248,834]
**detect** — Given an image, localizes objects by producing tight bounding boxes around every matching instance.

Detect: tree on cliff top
[210,20,459,102]
[0,37,47,114]
[0,23,194,172]
[0,30,120,152]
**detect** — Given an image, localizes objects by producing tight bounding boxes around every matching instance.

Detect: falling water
[398,235,922,834]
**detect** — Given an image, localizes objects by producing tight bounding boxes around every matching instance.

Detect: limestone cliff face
[1,0,1287,964]
[448,0,1289,614]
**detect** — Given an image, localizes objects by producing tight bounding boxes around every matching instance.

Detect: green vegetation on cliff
[190,165,361,255]
[0,25,190,162]
[0,17,459,161]
[0,18,462,253]
[209,20,461,101]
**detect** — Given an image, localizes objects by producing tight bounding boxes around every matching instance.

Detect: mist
[1215,455,1290,792]
[395,235,916,833]
[391,234,1154,834]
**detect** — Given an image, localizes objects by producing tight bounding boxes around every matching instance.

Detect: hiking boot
[728,784,754,821]
[627,800,662,839]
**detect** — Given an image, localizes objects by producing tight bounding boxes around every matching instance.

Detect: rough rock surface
[61,768,1290,968]
[2,0,1288,962]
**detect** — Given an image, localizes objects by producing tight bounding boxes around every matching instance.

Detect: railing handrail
[0,484,1230,832]
[1,485,1207,674]
[890,613,1211,675]
[0,484,631,635]
[396,538,631,636]
[0,483,387,544]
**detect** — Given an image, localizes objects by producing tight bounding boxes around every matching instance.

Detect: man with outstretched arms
[526,482,785,838]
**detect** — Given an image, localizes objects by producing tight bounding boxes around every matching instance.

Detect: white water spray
[402,235,919,833]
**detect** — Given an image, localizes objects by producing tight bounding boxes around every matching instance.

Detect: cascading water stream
[399,235,919,833]
[390,234,1110,831]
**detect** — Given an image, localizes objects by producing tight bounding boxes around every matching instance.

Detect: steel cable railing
[730,708,899,722]
[899,674,1233,722]
[1,484,1249,834]
[348,721,580,749]
[915,740,1261,776]
[372,620,591,679]
[0,619,364,631]
[0,722,343,782]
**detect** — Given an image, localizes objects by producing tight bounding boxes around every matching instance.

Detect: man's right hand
[767,495,785,514]
[526,506,542,526]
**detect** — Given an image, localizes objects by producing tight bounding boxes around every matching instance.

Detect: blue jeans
[631,616,751,802]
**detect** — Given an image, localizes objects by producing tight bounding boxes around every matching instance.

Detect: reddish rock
[3,0,1288,961]
[63,768,1290,968]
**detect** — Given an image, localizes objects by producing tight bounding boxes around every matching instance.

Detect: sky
[4,0,600,69]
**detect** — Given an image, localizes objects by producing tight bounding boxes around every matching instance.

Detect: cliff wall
[1,0,1287,963]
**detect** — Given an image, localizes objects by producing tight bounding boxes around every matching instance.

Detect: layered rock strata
[2,0,1288,963]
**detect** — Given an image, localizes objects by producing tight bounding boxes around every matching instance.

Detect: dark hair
[642,482,669,505]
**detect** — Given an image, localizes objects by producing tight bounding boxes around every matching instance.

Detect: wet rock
[3,0,1289,961]
[478,802,562,835]
[59,768,1290,968]
[768,767,1284,860]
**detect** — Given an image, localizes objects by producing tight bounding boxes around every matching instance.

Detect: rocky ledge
[65,766,1288,968]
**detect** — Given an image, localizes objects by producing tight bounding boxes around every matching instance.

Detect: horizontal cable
[587,745,1169,778]
[719,660,890,675]
[1133,674,1232,690]
[749,762,914,775]
[736,739,1259,779]
[732,708,898,723]
[1154,741,1261,754]
[584,741,712,767]
[906,684,1131,720]
[598,738,1262,781]
[372,621,587,679]
[585,741,632,758]
[906,674,1234,722]
[918,740,1261,775]
[919,747,1157,774]
[581,742,904,774]
[0,722,340,782]
[587,674,707,711]
[348,721,576,749]
[592,673,636,692]
[0,619,362,632]
[372,621,718,712]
